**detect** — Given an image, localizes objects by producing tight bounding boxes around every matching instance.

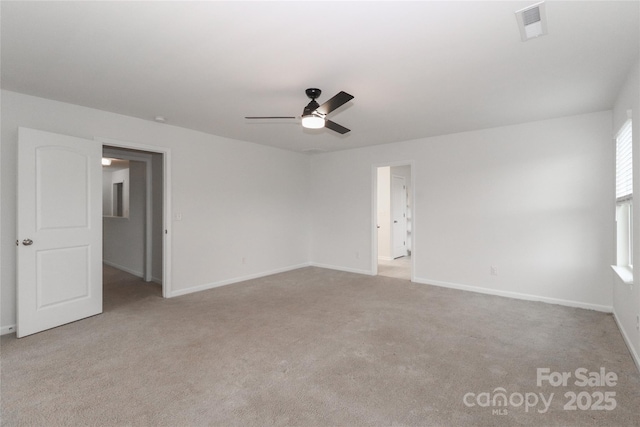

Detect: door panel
[17,127,102,338]
[37,246,90,308]
[37,147,89,229]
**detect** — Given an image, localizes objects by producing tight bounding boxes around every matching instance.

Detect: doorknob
[394,220,398,223]
[22,239,33,246]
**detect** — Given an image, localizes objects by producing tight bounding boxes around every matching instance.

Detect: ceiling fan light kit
[246,88,354,134]
[301,113,325,129]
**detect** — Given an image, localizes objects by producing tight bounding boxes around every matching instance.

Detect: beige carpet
[378,256,411,280]
[1,266,639,426]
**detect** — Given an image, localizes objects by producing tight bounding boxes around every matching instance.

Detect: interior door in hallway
[392,174,407,259]
[17,128,102,337]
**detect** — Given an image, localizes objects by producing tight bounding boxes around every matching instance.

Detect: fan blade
[316,91,354,115]
[325,120,350,134]
[245,116,296,119]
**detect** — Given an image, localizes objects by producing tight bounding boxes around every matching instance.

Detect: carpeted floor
[1,265,639,426]
[378,256,411,280]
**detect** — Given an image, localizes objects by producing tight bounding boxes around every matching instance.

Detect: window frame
[615,118,633,272]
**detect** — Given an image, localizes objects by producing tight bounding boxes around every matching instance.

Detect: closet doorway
[374,164,413,281]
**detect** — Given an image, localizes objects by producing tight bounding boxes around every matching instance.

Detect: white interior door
[17,127,102,338]
[392,175,408,259]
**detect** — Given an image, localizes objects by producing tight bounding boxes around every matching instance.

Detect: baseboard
[1,324,16,336]
[413,277,613,313]
[151,276,163,285]
[169,262,311,298]
[612,310,640,374]
[308,262,374,276]
[103,260,143,278]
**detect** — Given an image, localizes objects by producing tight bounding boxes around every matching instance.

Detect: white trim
[308,262,374,276]
[169,263,312,297]
[95,137,172,298]
[377,256,393,261]
[1,324,16,336]
[611,265,634,284]
[612,310,640,374]
[371,166,378,276]
[163,148,172,298]
[103,260,143,279]
[413,277,613,313]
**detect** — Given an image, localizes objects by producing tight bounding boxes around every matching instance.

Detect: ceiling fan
[245,88,354,134]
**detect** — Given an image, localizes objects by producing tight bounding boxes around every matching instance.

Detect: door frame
[96,137,172,298]
[371,161,415,281]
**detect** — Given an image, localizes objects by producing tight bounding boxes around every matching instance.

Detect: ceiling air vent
[515,2,548,41]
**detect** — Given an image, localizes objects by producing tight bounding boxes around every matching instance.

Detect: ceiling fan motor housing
[305,88,322,100]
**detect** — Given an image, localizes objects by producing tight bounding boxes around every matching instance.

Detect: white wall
[102,169,113,215]
[310,111,615,311]
[1,90,310,330]
[612,58,640,369]
[0,89,620,333]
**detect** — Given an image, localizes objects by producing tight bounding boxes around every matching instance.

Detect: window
[615,119,633,270]
[102,160,130,218]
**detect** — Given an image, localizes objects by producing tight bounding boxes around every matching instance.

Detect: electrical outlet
[490,266,498,276]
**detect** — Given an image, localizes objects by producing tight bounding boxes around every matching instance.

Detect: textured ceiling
[2,1,639,153]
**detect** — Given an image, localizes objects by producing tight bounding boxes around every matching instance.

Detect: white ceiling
[2,1,638,153]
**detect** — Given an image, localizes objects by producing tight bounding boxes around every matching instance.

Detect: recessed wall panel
[37,246,90,309]
[37,147,89,230]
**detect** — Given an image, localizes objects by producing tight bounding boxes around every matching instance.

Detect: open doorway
[99,136,171,301]
[102,147,164,305]
[375,164,413,280]
[102,147,161,279]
